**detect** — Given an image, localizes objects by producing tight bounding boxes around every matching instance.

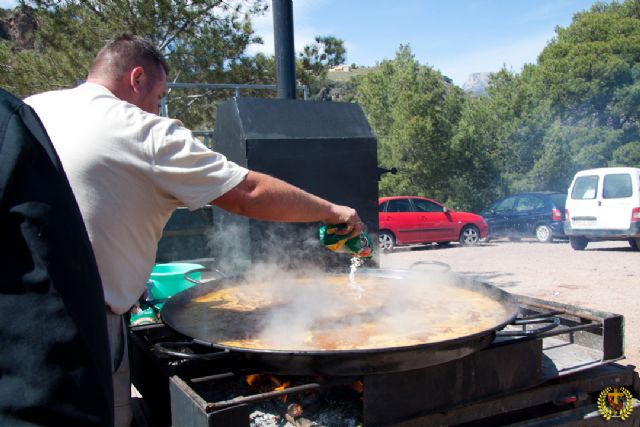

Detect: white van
[564,167,640,250]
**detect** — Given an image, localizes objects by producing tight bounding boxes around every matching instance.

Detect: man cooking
[25,34,364,427]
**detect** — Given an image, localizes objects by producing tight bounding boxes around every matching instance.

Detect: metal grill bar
[205,383,322,411]
[190,372,236,384]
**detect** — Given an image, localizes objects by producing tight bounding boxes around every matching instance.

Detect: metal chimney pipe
[272,0,296,99]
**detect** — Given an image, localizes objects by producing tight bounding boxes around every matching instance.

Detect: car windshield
[550,194,567,209]
[493,197,516,213]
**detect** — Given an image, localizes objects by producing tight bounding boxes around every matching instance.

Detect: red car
[378,196,488,250]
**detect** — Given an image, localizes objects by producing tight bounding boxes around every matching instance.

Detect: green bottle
[319,224,374,258]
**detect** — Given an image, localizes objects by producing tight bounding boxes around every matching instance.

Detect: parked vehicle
[564,167,640,250]
[378,196,488,251]
[481,192,567,243]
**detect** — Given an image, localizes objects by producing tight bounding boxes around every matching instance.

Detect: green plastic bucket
[149,262,204,300]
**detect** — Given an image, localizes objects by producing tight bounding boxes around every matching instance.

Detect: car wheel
[569,236,588,250]
[535,224,553,243]
[630,239,639,250]
[459,225,480,246]
[379,231,395,252]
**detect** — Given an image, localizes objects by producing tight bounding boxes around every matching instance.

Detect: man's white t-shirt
[25,83,248,314]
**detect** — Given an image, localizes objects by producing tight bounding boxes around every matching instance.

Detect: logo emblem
[597,386,635,420]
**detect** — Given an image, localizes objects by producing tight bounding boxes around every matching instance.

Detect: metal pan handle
[153,341,230,360]
[496,316,560,337]
[183,267,226,285]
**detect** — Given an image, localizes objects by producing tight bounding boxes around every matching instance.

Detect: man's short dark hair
[89,34,169,80]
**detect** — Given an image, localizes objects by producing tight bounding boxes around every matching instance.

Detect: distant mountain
[462,72,491,96]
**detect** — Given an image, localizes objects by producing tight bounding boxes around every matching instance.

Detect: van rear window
[603,173,632,199]
[571,175,598,199]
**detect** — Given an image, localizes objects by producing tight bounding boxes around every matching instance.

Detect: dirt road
[379,239,640,369]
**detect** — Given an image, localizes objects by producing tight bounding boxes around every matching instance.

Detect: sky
[246,0,611,86]
[2,0,610,87]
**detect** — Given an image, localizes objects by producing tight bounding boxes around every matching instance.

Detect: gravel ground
[379,238,640,369]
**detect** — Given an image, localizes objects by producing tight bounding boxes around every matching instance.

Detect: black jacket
[0,88,113,427]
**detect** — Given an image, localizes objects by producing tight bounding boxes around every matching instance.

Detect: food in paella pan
[189,273,512,351]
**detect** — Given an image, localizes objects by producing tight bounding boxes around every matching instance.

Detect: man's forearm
[212,171,364,237]
[212,171,333,222]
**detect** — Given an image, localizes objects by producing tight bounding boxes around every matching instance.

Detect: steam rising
[207,213,343,276]
[206,214,252,275]
[199,210,506,351]
[200,264,510,351]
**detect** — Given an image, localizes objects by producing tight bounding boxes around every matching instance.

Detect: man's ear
[130,66,145,93]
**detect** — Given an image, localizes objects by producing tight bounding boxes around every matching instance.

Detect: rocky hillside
[461,72,490,96]
[0,6,37,49]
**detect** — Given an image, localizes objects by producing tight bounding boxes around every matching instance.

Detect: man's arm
[212,171,364,238]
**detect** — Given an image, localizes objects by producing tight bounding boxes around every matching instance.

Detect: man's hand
[324,205,364,239]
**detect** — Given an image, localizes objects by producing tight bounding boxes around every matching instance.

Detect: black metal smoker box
[209,97,379,273]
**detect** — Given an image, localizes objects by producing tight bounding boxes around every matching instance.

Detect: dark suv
[481,192,567,242]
